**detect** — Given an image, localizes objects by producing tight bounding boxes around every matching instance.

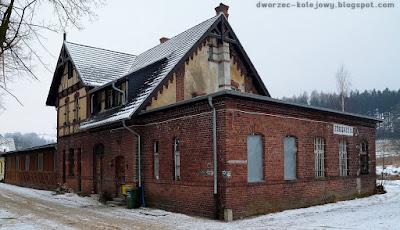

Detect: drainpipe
[112,82,126,105]
[90,94,94,114]
[208,96,218,220]
[122,119,145,207]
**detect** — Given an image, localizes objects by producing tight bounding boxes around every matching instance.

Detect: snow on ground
[1,181,400,229]
[377,165,400,176]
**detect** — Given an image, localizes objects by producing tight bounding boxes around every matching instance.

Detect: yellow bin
[122,185,134,195]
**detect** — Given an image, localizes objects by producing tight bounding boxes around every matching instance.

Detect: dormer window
[106,89,113,108]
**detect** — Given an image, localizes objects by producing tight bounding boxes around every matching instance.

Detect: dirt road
[0,184,169,230]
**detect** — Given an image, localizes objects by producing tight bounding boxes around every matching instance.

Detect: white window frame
[174,138,180,181]
[339,139,348,176]
[360,142,368,175]
[154,140,159,180]
[314,137,325,178]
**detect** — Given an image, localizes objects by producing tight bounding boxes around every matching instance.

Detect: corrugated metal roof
[64,42,137,87]
[79,13,223,130]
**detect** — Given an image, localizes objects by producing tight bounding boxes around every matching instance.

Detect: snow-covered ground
[1,180,400,229]
[376,165,400,176]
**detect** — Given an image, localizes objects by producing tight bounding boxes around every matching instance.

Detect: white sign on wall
[333,124,354,136]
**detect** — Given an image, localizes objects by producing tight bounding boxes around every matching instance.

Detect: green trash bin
[126,187,138,209]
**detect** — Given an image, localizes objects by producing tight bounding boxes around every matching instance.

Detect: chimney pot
[160,37,170,44]
[215,3,229,19]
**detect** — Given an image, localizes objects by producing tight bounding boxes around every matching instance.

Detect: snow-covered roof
[64,42,137,87]
[79,13,223,130]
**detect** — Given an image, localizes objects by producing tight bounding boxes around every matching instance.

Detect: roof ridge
[130,13,222,66]
[64,41,136,57]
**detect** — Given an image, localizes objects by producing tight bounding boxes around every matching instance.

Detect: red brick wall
[139,100,223,218]
[219,97,376,219]
[57,127,138,196]
[55,94,377,220]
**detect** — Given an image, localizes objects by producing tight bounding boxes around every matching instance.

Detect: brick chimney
[160,37,169,44]
[215,3,229,19]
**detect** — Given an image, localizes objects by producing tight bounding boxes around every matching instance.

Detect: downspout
[208,96,218,220]
[90,94,94,113]
[122,119,145,207]
[112,82,126,105]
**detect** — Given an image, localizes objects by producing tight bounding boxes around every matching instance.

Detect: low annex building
[3,143,57,190]
[45,4,381,220]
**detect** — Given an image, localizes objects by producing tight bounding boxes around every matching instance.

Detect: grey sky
[0,0,399,138]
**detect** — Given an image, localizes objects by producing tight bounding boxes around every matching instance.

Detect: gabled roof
[79,13,224,130]
[46,42,136,106]
[49,12,270,130]
[64,42,137,87]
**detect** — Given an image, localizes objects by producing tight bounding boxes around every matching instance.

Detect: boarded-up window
[339,139,348,176]
[26,155,30,171]
[154,140,159,180]
[38,154,43,171]
[360,142,368,175]
[7,157,11,170]
[247,134,263,182]
[314,137,325,178]
[284,137,297,180]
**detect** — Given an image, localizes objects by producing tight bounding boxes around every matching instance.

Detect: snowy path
[1,181,400,229]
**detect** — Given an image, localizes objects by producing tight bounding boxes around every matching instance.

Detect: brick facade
[55,91,377,220]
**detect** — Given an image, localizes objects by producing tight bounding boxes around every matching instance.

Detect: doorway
[77,149,82,192]
[115,156,126,197]
[94,144,104,194]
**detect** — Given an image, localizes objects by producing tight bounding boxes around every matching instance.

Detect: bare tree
[336,64,351,112]
[0,0,103,106]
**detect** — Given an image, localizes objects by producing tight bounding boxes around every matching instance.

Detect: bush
[99,191,113,204]
[374,184,387,194]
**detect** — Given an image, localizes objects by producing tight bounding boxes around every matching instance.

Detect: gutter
[122,119,145,207]
[208,96,218,220]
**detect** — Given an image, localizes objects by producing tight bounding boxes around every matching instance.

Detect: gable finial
[63,32,67,41]
[215,3,229,19]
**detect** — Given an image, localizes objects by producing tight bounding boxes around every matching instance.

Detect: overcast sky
[0,0,399,139]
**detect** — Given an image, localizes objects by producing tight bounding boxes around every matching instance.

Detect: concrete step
[90,194,100,201]
[106,201,121,207]
[113,198,125,202]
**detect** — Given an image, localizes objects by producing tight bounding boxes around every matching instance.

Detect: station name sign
[333,124,353,136]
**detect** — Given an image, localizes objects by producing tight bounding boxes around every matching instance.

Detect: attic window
[68,62,73,79]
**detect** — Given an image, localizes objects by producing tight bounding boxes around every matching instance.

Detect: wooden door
[94,144,104,194]
[95,156,103,193]
[115,156,126,197]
